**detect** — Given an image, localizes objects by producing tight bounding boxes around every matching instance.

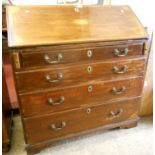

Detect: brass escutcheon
[87,50,93,58]
[86,108,91,114]
[88,85,93,92]
[87,66,93,73]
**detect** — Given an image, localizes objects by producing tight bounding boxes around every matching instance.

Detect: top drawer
[19,42,143,68]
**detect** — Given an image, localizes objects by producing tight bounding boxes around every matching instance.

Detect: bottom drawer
[24,97,140,144]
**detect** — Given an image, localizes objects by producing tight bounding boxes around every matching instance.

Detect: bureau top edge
[9,39,148,50]
[6,5,148,48]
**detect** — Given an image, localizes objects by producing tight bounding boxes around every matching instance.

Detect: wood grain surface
[6,5,147,47]
[15,57,146,94]
[23,97,140,144]
[20,77,143,117]
[20,43,143,68]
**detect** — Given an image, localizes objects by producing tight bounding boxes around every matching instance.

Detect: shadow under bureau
[6,5,149,154]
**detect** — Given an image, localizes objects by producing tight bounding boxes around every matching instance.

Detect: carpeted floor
[3,116,153,155]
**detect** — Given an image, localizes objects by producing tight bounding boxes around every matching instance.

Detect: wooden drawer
[24,97,140,144]
[16,57,145,93]
[20,43,143,68]
[20,77,143,117]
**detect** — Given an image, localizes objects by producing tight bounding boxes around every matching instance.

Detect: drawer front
[20,43,143,68]
[24,97,140,144]
[20,77,143,117]
[16,58,145,93]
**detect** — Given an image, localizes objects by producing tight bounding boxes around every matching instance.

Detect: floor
[3,116,153,155]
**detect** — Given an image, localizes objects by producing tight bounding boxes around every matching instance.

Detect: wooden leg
[2,143,11,152]
[120,121,138,129]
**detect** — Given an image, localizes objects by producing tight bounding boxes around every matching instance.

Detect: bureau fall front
[6,5,148,154]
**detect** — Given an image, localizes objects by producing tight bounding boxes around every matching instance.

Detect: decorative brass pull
[110,109,123,117]
[111,86,126,95]
[44,53,63,64]
[113,65,128,74]
[51,121,66,131]
[114,48,128,57]
[45,73,63,83]
[48,96,65,105]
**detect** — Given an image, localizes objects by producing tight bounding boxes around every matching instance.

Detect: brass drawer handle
[110,109,123,117]
[45,73,63,83]
[51,121,66,131]
[48,96,65,105]
[111,86,126,94]
[113,65,128,74]
[114,48,128,57]
[44,53,63,64]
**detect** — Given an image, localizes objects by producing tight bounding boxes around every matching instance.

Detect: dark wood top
[6,5,147,47]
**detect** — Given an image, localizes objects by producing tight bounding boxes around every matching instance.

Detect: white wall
[111,0,154,31]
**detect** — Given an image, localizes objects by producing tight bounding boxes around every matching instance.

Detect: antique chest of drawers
[6,5,148,154]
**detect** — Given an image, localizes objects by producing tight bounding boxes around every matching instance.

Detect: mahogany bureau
[6,5,149,154]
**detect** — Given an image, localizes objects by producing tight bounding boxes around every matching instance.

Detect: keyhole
[88,85,93,92]
[87,66,93,73]
[87,50,93,58]
[86,108,91,114]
